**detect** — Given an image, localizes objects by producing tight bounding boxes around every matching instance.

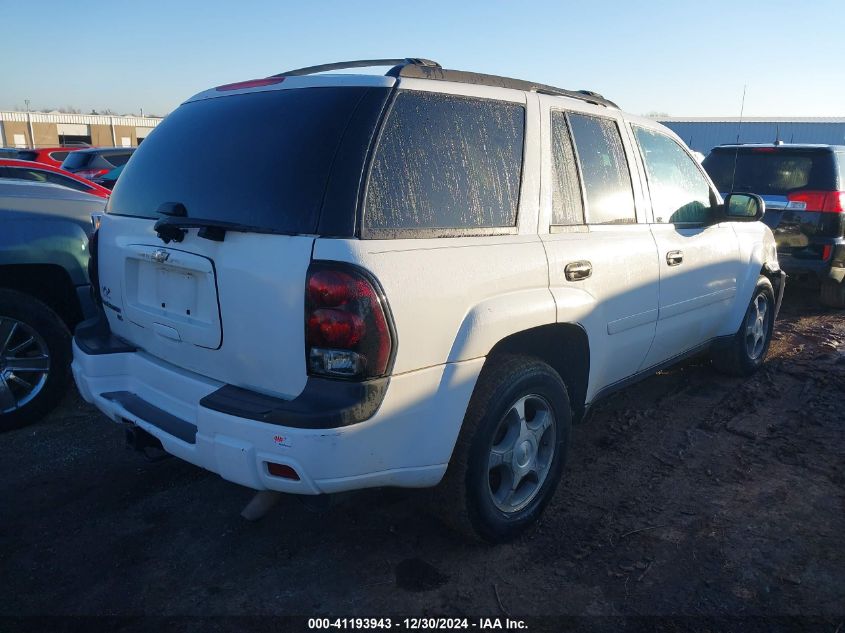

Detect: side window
[44,172,89,192]
[568,113,636,224]
[49,151,70,163]
[364,91,524,232]
[7,168,47,183]
[633,126,714,224]
[550,111,584,225]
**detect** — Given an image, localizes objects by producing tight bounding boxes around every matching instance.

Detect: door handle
[666,250,684,266]
[564,260,592,281]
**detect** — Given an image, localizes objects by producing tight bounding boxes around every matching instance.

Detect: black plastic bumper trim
[74,308,136,355]
[102,391,197,444]
[200,377,389,429]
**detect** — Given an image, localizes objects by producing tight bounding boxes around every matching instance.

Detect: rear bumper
[777,240,845,283]
[71,338,482,495]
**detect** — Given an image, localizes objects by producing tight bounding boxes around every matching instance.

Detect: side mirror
[724,192,765,221]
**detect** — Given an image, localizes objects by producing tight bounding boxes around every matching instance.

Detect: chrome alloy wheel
[744,293,770,360]
[0,317,50,414]
[487,394,556,513]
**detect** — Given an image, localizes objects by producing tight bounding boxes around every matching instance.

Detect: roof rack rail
[274,58,618,109]
[274,58,441,77]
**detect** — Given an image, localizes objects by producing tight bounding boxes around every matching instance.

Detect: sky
[3,0,844,118]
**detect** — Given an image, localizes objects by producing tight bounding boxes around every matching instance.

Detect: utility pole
[24,99,34,148]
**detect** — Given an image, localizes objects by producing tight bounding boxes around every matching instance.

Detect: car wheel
[711,276,775,377]
[820,279,845,309]
[437,354,571,543]
[0,289,71,432]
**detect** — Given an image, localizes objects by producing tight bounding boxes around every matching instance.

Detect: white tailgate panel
[98,215,314,399]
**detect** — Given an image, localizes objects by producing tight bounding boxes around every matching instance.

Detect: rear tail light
[305,263,395,380]
[787,191,845,213]
[821,245,832,261]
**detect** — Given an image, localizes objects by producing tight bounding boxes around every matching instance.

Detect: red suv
[0,159,111,198]
[14,147,83,169]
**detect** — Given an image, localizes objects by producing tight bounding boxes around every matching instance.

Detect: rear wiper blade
[153,216,286,243]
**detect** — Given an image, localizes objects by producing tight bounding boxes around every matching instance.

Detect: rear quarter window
[363,91,525,235]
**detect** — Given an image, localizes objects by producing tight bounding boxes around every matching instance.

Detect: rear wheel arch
[484,323,590,423]
[0,264,83,330]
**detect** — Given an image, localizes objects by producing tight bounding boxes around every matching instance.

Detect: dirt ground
[1,287,843,629]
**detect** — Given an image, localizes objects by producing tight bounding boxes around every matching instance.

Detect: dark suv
[703,144,845,307]
[61,147,135,182]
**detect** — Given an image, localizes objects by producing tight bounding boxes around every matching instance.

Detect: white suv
[72,58,785,542]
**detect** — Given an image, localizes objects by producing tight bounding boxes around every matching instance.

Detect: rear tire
[711,276,775,377]
[820,279,845,309]
[0,290,71,432]
[435,354,571,543]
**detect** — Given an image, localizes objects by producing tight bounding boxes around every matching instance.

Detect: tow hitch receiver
[124,421,168,461]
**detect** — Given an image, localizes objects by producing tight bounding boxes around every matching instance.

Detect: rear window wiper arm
[153,216,286,243]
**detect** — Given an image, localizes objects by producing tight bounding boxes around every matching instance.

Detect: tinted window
[109,87,377,233]
[568,114,635,224]
[15,151,37,161]
[703,149,837,195]
[43,172,90,192]
[102,152,133,167]
[49,151,71,162]
[550,111,584,225]
[634,126,714,224]
[3,167,88,193]
[365,91,524,232]
[4,168,47,183]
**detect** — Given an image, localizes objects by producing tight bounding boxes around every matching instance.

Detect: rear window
[703,149,837,195]
[15,151,37,161]
[363,91,524,233]
[108,87,374,233]
[62,152,93,170]
[101,152,133,167]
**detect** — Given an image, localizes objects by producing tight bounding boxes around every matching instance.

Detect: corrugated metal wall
[659,121,845,154]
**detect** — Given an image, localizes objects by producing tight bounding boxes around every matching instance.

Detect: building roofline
[656,116,845,123]
[0,111,163,127]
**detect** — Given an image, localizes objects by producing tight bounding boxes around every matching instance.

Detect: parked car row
[0,146,134,197]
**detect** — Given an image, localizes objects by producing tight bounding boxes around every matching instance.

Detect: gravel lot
[1,287,843,628]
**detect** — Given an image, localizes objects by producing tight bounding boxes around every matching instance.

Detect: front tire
[711,276,775,376]
[0,290,71,432]
[437,354,571,543]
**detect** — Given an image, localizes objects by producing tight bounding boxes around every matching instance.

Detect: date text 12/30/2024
[308,618,528,630]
